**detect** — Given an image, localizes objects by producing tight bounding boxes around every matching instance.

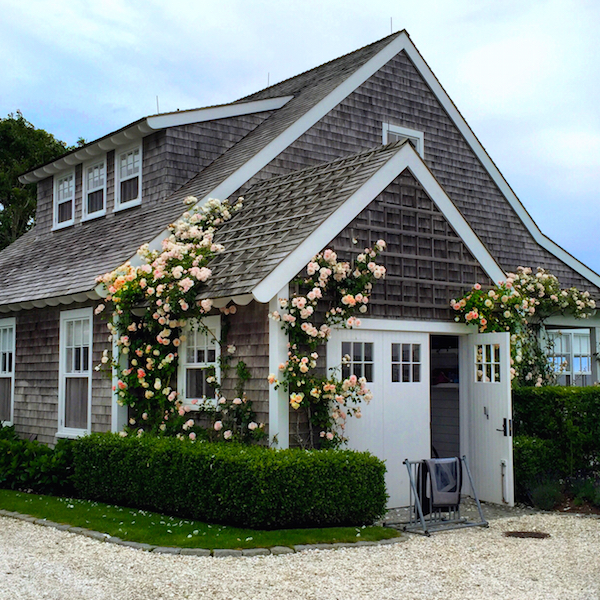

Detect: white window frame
[178,316,221,408]
[82,157,107,220]
[382,123,425,157]
[53,170,76,229]
[115,143,142,210]
[58,307,93,438]
[0,317,16,426]
[546,328,592,386]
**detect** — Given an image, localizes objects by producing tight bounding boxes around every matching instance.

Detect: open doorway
[430,335,460,458]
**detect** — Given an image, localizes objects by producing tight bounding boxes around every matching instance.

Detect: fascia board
[252,144,506,303]
[146,96,294,129]
[138,32,413,261]
[401,37,600,288]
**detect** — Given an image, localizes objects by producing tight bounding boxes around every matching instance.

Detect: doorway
[430,335,460,458]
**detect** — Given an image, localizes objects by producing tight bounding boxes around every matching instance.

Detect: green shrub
[0,437,75,496]
[513,386,600,476]
[530,481,563,511]
[72,433,387,529]
[0,424,19,441]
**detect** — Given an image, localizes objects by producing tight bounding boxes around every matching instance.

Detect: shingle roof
[203,141,407,298]
[0,33,403,308]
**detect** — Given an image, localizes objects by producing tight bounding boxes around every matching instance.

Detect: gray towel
[424,458,461,507]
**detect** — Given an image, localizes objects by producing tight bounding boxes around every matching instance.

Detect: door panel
[328,329,430,508]
[463,331,514,505]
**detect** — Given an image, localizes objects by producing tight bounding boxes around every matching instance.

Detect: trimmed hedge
[72,433,387,529]
[0,437,74,496]
[513,386,600,476]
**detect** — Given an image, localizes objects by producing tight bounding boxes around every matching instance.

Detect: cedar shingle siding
[331,169,493,321]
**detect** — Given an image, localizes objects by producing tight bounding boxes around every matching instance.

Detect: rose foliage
[268,242,386,448]
[96,196,263,442]
[451,267,596,386]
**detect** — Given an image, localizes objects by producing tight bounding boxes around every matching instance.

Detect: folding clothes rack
[400,455,488,536]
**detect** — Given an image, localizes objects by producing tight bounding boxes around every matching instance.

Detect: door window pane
[392,343,421,383]
[341,342,374,382]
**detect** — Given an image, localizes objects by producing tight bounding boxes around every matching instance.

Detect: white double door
[328,328,430,508]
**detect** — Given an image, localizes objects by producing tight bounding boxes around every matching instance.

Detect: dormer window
[54,171,75,228]
[116,145,142,209]
[382,123,425,157]
[83,159,106,220]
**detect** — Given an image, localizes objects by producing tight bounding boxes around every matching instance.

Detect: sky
[1,0,599,275]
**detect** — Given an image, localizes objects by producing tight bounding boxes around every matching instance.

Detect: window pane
[342,363,350,379]
[402,344,410,362]
[196,349,205,363]
[342,342,351,361]
[412,344,420,363]
[0,378,10,421]
[392,363,400,383]
[65,378,88,429]
[88,190,104,214]
[364,343,373,362]
[353,343,362,362]
[58,200,72,223]
[402,364,410,382]
[121,177,139,204]
[391,343,400,363]
[353,363,363,378]
[412,364,420,383]
[364,363,373,382]
[186,369,204,398]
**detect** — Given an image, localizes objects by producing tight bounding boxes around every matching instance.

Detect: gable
[241,50,600,294]
[330,169,493,321]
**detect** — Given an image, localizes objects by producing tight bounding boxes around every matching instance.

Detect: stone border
[0,509,407,557]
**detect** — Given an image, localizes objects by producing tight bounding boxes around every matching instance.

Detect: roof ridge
[236,31,406,102]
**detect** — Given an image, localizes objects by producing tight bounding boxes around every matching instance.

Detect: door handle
[496,418,508,436]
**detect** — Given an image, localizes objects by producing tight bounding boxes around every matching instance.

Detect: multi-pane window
[117,146,141,207]
[341,342,373,382]
[547,330,592,386]
[0,319,15,423]
[84,160,106,217]
[181,317,220,404]
[475,343,501,383]
[391,343,421,383]
[59,309,92,434]
[54,172,75,226]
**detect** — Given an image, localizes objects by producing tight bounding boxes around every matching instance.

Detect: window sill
[82,210,107,222]
[52,220,74,231]
[56,429,90,439]
[114,199,141,213]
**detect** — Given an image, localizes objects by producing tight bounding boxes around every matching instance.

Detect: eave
[18,95,293,184]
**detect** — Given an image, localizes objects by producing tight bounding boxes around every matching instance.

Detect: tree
[0,111,69,250]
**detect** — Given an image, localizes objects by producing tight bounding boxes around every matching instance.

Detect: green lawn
[0,489,399,549]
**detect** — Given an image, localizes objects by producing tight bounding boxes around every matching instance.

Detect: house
[1,31,599,508]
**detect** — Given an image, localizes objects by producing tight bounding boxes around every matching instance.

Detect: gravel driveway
[1,512,599,600]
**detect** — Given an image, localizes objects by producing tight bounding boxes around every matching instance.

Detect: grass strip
[0,489,399,549]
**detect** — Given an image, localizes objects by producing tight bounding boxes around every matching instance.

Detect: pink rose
[214,421,223,431]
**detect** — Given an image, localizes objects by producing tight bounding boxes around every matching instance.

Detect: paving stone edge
[0,508,407,557]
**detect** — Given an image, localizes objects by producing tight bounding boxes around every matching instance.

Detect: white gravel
[1,513,599,600]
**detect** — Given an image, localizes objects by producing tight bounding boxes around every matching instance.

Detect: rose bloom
[223,430,232,440]
[214,421,223,431]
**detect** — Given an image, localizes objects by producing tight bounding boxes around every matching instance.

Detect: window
[475,343,501,383]
[116,145,142,209]
[58,308,92,436]
[179,316,220,406]
[0,318,15,424]
[382,123,425,157]
[53,171,75,228]
[392,343,421,383]
[341,342,373,382]
[547,329,592,386]
[83,159,106,219]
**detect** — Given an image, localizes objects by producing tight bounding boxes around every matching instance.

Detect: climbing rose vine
[268,241,386,448]
[451,267,596,386]
[95,196,263,441]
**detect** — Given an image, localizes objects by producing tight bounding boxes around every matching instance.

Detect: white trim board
[252,143,506,303]
[400,36,600,288]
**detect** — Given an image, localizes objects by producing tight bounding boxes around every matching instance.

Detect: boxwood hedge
[72,433,387,529]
